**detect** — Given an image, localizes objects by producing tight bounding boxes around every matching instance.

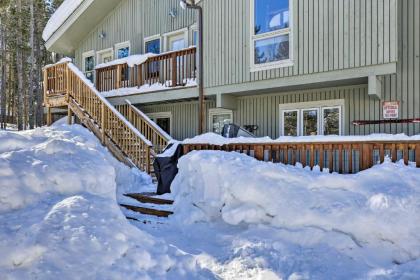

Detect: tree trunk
[28,0,36,129]
[0,17,6,129]
[16,0,24,130]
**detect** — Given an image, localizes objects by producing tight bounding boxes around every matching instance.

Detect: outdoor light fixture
[169,8,177,18]
[179,0,205,134]
[99,31,106,39]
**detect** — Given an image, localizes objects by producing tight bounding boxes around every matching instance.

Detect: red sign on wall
[383,101,399,119]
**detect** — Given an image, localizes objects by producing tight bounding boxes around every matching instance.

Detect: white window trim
[82,50,95,71]
[281,109,299,136]
[96,48,114,64]
[279,100,345,136]
[147,112,173,135]
[144,34,161,54]
[114,41,131,58]
[250,0,294,72]
[208,108,233,133]
[322,106,343,136]
[190,23,198,46]
[163,28,189,52]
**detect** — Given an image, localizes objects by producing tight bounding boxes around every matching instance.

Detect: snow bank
[43,0,83,41]
[171,150,420,267]
[183,132,420,145]
[0,124,205,278]
[95,53,157,69]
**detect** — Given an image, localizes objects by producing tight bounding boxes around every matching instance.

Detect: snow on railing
[182,133,420,174]
[43,60,155,173]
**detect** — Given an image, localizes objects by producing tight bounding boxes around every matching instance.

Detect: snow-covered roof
[43,0,83,41]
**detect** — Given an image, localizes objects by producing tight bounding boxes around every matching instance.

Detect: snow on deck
[183,132,420,145]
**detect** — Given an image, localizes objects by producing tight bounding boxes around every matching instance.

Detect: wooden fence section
[183,142,420,174]
[96,47,197,92]
[116,102,172,154]
[44,62,154,174]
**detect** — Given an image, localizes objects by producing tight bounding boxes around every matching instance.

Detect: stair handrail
[123,100,172,154]
[44,61,154,173]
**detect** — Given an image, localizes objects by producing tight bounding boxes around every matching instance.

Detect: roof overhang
[45,0,121,56]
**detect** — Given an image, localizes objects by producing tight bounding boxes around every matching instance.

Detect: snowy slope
[0,123,207,279]
[2,123,420,279]
[168,150,420,279]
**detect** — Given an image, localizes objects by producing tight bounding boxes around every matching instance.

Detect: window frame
[144,35,161,54]
[114,41,131,59]
[279,100,345,137]
[281,109,299,137]
[163,28,188,52]
[208,108,234,133]
[147,112,173,136]
[250,0,294,72]
[82,50,95,82]
[301,107,320,136]
[96,48,114,64]
[322,106,342,136]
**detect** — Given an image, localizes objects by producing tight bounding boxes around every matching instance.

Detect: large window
[251,0,292,71]
[280,101,344,136]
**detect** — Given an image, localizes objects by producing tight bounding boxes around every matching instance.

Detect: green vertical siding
[138,100,216,140]
[201,0,398,88]
[75,0,196,67]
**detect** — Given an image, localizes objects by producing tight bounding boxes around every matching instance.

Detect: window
[97,48,113,64]
[145,38,161,54]
[82,50,95,83]
[144,36,161,78]
[115,41,130,59]
[164,29,188,52]
[251,0,292,71]
[209,109,233,134]
[147,112,172,135]
[280,101,344,136]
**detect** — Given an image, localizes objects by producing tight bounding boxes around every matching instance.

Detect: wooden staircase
[120,193,174,221]
[43,61,172,176]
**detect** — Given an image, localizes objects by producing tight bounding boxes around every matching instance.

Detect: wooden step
[120,204,173,218]
[124,193,173,205]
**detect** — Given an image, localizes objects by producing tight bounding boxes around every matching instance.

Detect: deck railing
[44,61,154,173]
[116,102,172,154]
[183,141,420,174]
[96,47,197,92]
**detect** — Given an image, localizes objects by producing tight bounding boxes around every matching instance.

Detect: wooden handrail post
[171,53,177,87]
[101,102,106,144]
[146,146,151,174]
[116,65,122,89]
[43,68,48,106]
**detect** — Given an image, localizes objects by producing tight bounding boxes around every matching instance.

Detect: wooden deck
[183,142,420,174]
[95,47,197,92]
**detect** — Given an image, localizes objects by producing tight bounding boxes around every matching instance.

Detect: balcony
[95,47,197,98]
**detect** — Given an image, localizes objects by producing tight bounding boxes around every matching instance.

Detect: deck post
[116,65,122,89]
[46,107,52,126]
[67,107,72,125]
[171,53,177,87]
[43,69,48,107]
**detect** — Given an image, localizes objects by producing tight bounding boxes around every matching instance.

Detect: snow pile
[171,150,420,268]
[43,0,83,41]
[0,124,204,278]
[95,53,157,69]
[183,132,420,145]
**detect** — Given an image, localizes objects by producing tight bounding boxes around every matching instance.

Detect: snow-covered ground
[1,123,420,279]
